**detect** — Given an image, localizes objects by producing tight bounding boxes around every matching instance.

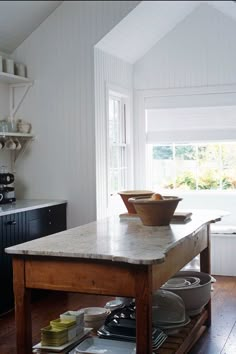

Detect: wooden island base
[5,213,221,354]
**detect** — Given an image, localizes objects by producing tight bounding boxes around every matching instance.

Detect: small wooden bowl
[129,196,182,226]
[118,190,154,214]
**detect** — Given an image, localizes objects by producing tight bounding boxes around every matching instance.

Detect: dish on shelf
[32,327,92,352]
[152,290,187,325]
[162,277,191,288]
[82,307,110,330]
[162,276,200,289]
[162,271,212,316]
[69,337,136,354]
[82,307,108,318]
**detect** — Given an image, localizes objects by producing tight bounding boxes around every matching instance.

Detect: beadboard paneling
[134,3,236,90]
[0,83,11,169]
[12,1,139,228]
[94,48,133,219]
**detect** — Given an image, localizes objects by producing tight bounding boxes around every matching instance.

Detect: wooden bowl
[129,196,182,226]
[118,190,154,214]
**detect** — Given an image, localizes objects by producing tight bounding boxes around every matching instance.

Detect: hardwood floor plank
[221,321,236,354]
[190,276,236,354]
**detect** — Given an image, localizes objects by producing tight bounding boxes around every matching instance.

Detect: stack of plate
[40,325,68,347]
[97,326,167,351]
[50,318,77,341]
[82,307,110,330]
[98,302,167,351]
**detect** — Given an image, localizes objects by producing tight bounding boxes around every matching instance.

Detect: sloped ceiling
[0,1,236,57]
[96,1,236,64]
[0,1,63,53]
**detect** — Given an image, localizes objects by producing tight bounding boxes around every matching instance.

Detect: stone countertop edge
[0,199,67,216]
[4,212,221,265]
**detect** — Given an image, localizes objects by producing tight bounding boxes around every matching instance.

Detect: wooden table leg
[135,266,152,354]
[13,257,32,354]
[200,224,211,327]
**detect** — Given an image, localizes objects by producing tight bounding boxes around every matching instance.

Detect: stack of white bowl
[161,271,212,316]
[82,307,110,330]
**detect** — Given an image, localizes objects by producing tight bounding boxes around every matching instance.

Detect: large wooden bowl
[118,190,154,214]
[129,196,182,226]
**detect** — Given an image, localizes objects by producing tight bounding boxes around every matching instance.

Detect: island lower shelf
[154,309,208,353]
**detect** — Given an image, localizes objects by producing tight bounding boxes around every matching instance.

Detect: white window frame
[105,84,133,216]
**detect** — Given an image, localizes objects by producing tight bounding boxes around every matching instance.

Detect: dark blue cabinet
[0,203,67,314]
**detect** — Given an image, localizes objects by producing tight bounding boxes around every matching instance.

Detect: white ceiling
[0,1,63,53]
[1,1,236,57]
[96,1,236,64]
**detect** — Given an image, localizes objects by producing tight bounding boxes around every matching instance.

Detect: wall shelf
[0,72,33,85]
[0,70,34,164]
[0,132,35,162]
[0,132,34,139]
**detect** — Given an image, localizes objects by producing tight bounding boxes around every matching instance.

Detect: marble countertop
[0,199,67,216]
[5,210,223,265]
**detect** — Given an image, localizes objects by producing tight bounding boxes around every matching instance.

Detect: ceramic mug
[5,138,16,150]
[14,138,21,150]
[15,63,26,77]
[3,58,14,75]
[0,141,4,150]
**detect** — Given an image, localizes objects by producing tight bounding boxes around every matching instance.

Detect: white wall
[12,1,139,228]
[94,48,133,219]
[134,3,236,89]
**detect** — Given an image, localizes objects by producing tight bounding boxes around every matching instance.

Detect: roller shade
[146,105,236,143]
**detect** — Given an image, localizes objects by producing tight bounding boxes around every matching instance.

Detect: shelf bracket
[9,82,33,117]
[13,137,34,163]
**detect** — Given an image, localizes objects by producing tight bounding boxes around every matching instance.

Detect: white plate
[32,328,92,352]
[71,337,136,354]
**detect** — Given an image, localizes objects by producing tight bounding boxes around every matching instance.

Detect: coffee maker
[0,166,16,204]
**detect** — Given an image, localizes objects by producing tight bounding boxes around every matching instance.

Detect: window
[107,91,132,215]
[147,142,236,191]
[108,95,127,195]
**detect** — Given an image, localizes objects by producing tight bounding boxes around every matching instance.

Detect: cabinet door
[0,212,27,314]
[26,204,67,240]
[47,204,67,235]
[27,207,48,241]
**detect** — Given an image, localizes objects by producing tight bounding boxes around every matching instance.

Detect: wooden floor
[0,276,235,354]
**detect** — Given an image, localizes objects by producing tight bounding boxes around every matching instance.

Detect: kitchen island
[5,211,222,354]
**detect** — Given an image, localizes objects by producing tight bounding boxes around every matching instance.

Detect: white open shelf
[0,72,32,84]
[0,132,34,138]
